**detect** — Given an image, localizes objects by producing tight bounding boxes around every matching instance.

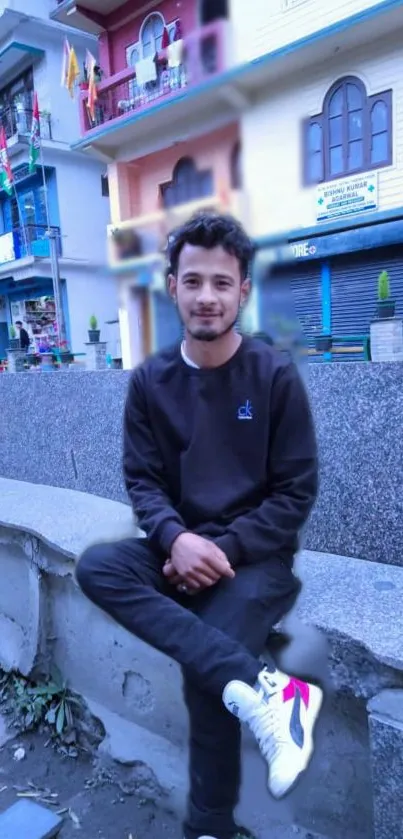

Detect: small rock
[14,747,26,761]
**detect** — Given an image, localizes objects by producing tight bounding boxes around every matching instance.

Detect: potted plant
[377,270,395,318]
[8,324,20,349]
[88,315,100,343]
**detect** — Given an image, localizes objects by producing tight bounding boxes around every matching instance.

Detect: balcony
[0,105,52,154]
[107,191,245,275]
[0,225,61,267]
[52,0,121,34]
[76,20,235,158]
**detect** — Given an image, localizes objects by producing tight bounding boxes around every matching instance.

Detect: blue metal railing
[0,225,61,263]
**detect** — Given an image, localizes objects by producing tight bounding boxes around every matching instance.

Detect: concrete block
[85,341,108,371]
[368,689,403,839]
[86,698,188,813]
[0,537,42,675]
[6,348,26,373]
[0,800,62,838]
[48,572,188,748]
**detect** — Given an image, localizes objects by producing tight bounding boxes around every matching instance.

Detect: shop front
[255,214,403,361]
[0,274,68,363]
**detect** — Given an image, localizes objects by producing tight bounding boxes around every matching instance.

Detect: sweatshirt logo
[237,400,253,420]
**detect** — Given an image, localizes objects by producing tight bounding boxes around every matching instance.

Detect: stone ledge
[0,477,136,559]
[1,477,403,685]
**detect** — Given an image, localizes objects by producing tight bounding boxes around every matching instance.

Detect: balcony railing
[79,20,228,135]
[0,106,52,142]
[0,225,61,264]
[107,191,243,270]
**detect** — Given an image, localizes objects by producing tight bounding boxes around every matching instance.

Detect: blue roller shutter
[152,290,183,351]
[330,247,403,359]
[259,262,322,350]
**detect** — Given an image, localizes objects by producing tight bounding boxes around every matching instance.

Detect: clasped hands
[163,532,235,595]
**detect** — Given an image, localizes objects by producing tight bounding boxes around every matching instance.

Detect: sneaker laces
[247,675,289,762]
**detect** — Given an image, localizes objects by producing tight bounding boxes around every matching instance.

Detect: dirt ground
[0,729,181,839]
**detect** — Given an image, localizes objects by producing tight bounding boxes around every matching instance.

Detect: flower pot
[315,335,333,352]
[88,329,100,343]
[377,299,396,319]
[8,338,20,349]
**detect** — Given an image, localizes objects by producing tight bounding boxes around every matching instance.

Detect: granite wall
[0,362,402,566]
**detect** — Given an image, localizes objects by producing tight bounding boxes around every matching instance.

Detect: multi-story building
[52,0,251,367]
[233,0,403,352]
[57,0,403,365]
[0,1,119,361]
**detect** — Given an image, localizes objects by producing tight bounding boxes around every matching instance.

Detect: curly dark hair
[167,211,255,280]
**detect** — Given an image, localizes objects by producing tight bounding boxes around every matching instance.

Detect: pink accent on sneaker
[282,677,310,708]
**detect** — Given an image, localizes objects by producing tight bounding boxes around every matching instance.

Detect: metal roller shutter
[259,262,322,351]
[331,246,403,361]
[152,291,183,351]
[331,246,403,334]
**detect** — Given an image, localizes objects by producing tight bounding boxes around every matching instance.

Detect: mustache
[192,310,221,316]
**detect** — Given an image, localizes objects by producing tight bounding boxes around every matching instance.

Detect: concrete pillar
[108,162,133,223]
[7,348,26,373]
[367,689,403,839]
[85,341,108,371]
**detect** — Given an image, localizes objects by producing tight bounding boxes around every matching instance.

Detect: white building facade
[231,0,403,353]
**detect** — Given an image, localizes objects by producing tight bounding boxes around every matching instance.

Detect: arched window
[230,141,242,189]
[140,12,165,58]
[160,157,213,208]
[303,76,392,185]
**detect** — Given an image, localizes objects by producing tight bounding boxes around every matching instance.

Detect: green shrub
[378,270,390,301]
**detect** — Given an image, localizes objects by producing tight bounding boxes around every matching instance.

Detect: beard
[187,315,239,342]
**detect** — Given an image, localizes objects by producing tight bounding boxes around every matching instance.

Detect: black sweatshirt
[123,336,318,567]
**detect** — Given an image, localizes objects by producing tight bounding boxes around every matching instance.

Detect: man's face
[168,244,250,342]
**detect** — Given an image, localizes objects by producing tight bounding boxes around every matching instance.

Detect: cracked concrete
[0,478,402,838]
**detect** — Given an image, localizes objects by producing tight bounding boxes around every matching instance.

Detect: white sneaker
[223,668,323,799]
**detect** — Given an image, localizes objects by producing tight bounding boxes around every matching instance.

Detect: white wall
[241,37,403,238]
[230,0,390,63]
[2,0,55,19]
[65,269,119,355]
[51,152,110,262]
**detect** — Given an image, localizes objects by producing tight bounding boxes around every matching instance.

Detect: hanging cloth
[167,40,184,69]
[135,56,157,86]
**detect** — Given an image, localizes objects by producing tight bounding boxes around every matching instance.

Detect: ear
[240,277,251,307]
[167,273,177,303]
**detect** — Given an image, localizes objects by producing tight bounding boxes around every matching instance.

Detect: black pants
[76,538,300,839]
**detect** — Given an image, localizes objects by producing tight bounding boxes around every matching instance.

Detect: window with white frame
[126,12,178,67]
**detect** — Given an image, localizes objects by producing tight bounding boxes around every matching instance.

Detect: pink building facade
[53,0,245,368]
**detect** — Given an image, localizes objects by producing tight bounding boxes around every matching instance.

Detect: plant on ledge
[377,270,395,318]
[88,314,100,343]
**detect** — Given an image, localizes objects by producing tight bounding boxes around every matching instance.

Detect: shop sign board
[316,172,378,222]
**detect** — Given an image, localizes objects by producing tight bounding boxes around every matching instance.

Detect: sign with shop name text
[316,172,378,222]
